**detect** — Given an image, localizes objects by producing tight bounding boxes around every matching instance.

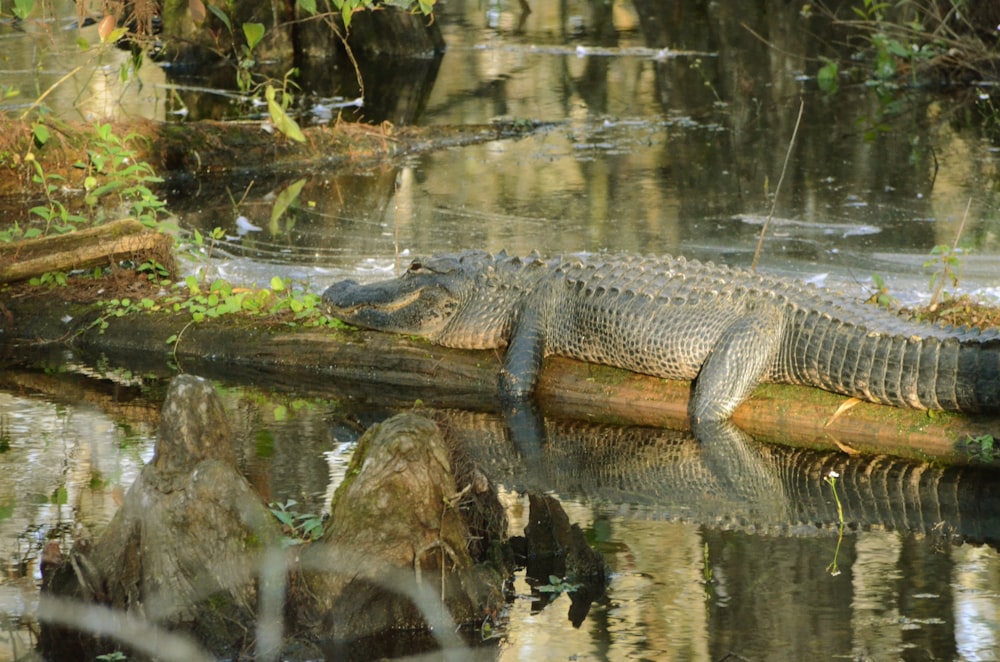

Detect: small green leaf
[32,124,50,146]
[270,276,285,292]
[103,26,128,45]
[12,0,35,20]
[243,22,265,51]
[272,508,295,527]
[264,85,306,143]
[816,58,838,94]
[207,3,232,31]
[270,178,307,227]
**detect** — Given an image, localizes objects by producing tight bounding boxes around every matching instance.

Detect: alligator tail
[796,314,1000,414]
[869,334,1000,413]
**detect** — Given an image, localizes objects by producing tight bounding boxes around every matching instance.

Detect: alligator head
[322,250,548,349]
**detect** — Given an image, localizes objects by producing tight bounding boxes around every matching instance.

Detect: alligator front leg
[498,304,549,455]
[499,304,548,402]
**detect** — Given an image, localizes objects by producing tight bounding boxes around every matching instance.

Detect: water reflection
[1,359,1000,659]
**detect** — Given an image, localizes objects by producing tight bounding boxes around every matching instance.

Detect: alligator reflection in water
[436,410,1000,546]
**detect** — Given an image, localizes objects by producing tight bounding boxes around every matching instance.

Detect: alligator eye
[408,261,423,272]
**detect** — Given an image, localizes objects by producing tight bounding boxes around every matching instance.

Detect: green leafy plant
[25,124,89,236]
[91,296,158,333]
[190,226,227,261]
[821,0,988,90]
[75,123,167,227]
[536,574,582,594]
[138,274,344,346]
[269,499,324,546]
[6,121,169,245]
[924,243,965,309]
[965,434,996,463]
[28,271,68,288]
[136,259,173,284]
[234,21,264,94]
[867,272,897,309]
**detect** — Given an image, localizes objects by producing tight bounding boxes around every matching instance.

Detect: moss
[328,420,377,514]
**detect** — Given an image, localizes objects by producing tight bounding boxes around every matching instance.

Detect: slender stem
[21,66,83,120]
[752,98,804,271]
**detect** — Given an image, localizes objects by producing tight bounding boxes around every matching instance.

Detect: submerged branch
[0,116,555,198]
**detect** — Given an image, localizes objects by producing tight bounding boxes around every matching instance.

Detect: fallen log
[0,219,172,284]
[1,290,997,466]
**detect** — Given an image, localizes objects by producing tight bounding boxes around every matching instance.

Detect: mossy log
[0,219,171,284]
[2,288,998,466]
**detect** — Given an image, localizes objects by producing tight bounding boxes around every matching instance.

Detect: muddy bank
[2,284,998,466]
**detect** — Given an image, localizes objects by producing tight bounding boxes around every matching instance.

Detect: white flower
[827,470,840,479]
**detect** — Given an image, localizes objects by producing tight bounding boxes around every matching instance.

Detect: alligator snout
[321,280,362,308]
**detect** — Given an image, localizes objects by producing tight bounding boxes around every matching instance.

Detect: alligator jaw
[322,278,458,338]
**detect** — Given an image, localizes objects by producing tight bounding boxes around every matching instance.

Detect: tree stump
[40,375,281,660]
[297,413,508,653]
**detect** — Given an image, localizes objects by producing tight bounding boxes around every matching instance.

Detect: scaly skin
[322,250,1000,424]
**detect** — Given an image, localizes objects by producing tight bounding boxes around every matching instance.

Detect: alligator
[321,251,1000,426]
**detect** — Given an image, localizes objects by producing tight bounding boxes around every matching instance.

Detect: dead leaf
[829,436,861,456]
[189,0,207,23]
[97,14,115,42]
[825,397,862,427]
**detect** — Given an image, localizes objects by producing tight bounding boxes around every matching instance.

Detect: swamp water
[3,0,1000,659]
